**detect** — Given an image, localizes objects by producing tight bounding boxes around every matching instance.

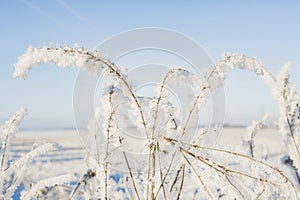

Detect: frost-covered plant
[0,108,27,171]
[276,63,300,182]
[0,108,27,199]
[0,109,65,199]
[215,54,300,186]
[21,173,76,200]
[13,45,300,199]
[243,114,269,158]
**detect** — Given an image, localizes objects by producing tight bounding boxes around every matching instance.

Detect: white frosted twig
[0,142,63,199]
[0,108,27,199]
[277,63,300,173]
[244,114,269,158]
[14,45,149,138]
[14,46,102,79]
[212,53,277,90]
[0,108,27,171]
[21,173,76,200]
[3,142,62,172]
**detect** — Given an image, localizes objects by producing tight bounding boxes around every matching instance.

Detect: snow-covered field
[11,128,286,184]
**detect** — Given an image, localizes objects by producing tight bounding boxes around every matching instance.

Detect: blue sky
[0,1,299,128]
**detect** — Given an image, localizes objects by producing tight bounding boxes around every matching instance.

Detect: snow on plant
[276,63,300,181]
[0,108,27,171]
[21,173,76,200]
[0,108,27,199]
[12,45,300,199]
[215,54,300,186]
[0,109,68,199]
[243,114,269,158]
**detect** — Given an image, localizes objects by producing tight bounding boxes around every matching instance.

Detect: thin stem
[169,165,183,192]
[176,164,185,200]
[0,118,17,171]
[181,86,207,137]
[103,90,114,199]
[180,148,214,200]
[149,69,176,200]
[123,152,141,200]
[94,133,101,167]
[0,131,10,171]
[286,117,300,163]
[255,184,266,200]
[224,175,246,200]
[156,141,167,200]
[154,147,178,200]
[151,69,174,138]
[248,123,261,158]
[147,148,151,200]
[151,142,157,200]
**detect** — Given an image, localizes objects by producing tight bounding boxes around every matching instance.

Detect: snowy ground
[11,128,287,182]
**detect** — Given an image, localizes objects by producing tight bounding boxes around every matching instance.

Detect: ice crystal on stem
[21,173,76,200]
[243,114,269,158]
